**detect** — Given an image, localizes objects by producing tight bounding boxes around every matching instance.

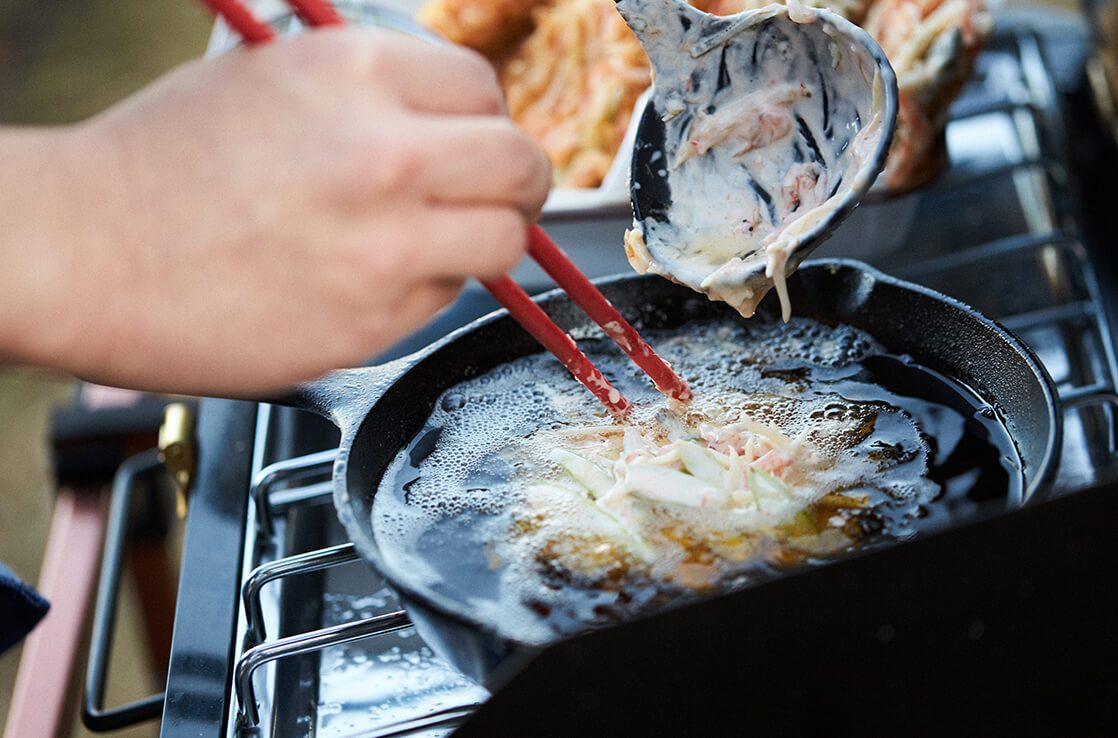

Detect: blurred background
[0,2,210,735]
[0,0,1093,735]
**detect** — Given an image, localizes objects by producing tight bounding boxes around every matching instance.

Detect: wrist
[0,125,122,377]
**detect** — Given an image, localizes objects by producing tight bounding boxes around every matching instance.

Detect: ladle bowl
[618,0,898,319]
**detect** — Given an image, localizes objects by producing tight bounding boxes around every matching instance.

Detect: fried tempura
[420,0,991,191]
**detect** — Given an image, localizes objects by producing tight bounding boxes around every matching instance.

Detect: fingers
[408,115,552,219]
[291,28,508,116]
[389,41,508,116]
[411,204,534,281]
[251,28,552,216]
[352,277,465,352]
[359,204,531,283]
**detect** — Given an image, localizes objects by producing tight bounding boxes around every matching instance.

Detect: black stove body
[153,14,1118,737]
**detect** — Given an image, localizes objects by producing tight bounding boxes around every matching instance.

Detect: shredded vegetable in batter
[420,0,990,191]
[616,0,893,321]
[370,316,1024,644]
[530,406,868,589]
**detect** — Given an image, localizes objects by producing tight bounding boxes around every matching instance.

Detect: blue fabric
[0,559,49,654]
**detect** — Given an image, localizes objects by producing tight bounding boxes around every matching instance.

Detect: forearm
[0,125,114,376]
[0,29,549,396]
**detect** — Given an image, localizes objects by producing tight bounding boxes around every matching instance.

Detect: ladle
[617,0,898,320]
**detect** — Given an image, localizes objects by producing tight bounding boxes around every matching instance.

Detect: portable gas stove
[77,8,1118,736]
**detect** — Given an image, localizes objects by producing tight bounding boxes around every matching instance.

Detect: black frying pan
[288,259,1061,688]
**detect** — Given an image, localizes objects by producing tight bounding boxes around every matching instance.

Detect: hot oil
[372,317,1023,645]
[847,354,1023,527]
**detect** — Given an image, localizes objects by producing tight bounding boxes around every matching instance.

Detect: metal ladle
[617,0,898,320]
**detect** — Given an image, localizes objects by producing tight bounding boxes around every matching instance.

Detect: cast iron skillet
[288,258,1061,688]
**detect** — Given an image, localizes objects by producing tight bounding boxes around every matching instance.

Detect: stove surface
[160,11,1118,737]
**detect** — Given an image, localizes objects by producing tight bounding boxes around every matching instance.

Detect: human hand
[0,27,550,395]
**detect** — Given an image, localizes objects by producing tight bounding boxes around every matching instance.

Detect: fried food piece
[421,0,991,191]
[418,0,549,60]
[862,0,993,189]
[501,0,651,187]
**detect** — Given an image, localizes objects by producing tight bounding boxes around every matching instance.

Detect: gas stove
[84,10,1118,736]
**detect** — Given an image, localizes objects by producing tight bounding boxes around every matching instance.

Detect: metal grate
[224,23,1118,737]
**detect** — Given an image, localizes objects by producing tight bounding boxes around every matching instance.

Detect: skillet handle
[267,355,418,432]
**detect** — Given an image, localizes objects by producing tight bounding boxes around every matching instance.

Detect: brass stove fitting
[159,402,197,517]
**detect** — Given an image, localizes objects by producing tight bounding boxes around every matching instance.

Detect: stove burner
[96,17,1118,738]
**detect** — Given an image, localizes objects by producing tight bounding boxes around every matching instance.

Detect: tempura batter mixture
[374,317,1017,644]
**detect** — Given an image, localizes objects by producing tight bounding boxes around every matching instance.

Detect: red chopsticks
[197,0,691,415]
[284,0,345,26]
[483,274,632,414]
[197,0,276,42]
[526,227,691,403]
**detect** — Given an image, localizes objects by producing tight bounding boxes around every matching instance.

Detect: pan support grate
[224,22,1118,738]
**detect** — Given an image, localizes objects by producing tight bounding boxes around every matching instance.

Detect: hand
[0,27,550,395]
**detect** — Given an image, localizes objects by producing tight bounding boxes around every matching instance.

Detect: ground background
[0,2,210,735]
[0,0,1085,735]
